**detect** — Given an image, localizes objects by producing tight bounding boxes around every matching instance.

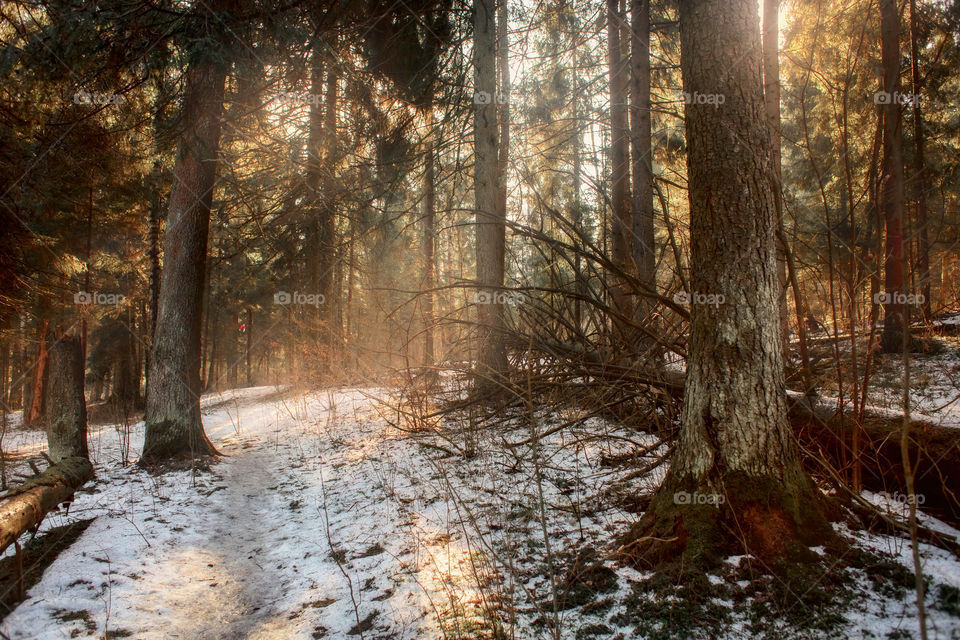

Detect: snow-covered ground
[1,385,958,639]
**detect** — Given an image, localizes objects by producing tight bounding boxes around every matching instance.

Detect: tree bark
[908,0,931,323]
[473,0,508,383]
[44,336,89,462]
[879,0,909,352]
[622,0,830,568]
[423,136,436,366]
[25,321,48,426]
[143,0,233,460]
[630,0,656,332]
[608,0,633,344]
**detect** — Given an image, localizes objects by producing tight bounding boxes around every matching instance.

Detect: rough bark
[44,336,89,463]
[473,0,508,383]
[143,0,233,460]
[0,457,93,554]
[630,0,656,329]
[608,0,633,344]
[621,0,830,569]
[879,0,909,353]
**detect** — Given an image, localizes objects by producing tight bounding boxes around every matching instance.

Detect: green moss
[558,546,619,610]
[935,584,960,616]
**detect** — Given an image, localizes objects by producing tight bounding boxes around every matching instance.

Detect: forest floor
[0,383,959,639]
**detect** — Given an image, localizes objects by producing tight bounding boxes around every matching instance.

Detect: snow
[0,385,958,639]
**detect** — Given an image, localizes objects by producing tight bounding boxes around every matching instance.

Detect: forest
[0,0,959,637]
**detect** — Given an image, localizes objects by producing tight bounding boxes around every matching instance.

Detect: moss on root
[140,417,219,466]
[617,471,834,573]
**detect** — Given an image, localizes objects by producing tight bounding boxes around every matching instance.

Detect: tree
[608,0,633,345]
[763,0,790,350]
[143,0,236,460]
[879,0,909,353]
[630,0,656,339]
[44,336,89,462]
[422,132,437,366]
[622,0,830,567]
[908,0,932,323]
[473,0,508,383]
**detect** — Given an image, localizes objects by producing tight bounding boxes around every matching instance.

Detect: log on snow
[576,361,960,525]
[0,457,94,554]
[791,398,960,527]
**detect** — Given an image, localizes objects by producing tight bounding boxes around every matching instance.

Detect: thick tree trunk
[44,336,89,462]
[473,0,508,383]
[0,457,93,554]
[143,1,232,460]
[622,0,830,568]
[879,0,909,353]
[630,0,656,331]
[608,0,633,344]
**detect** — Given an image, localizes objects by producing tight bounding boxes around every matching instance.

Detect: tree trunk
[608,0,633,344]
[763,0,790,351]
[908,0,931,323]
[423,137,436,366]
[0,457,93,554]
[143,0,232,460]
[44,336,89,462]
[622,0,830,568]
[25,321,49,426]
[473,0,508,383]
[111,312,138,410]
[630,0,656,331]
[148,162,163,345]
[879,0,909,353]
[245,308,252,387]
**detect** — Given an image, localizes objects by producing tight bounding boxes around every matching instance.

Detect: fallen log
[556,359,960,526]
[0,457,94,554]
[790,396,960,527]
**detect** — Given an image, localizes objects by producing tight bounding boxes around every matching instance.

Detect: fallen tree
[791,397,960,527]
[0,457,94,554]
[498,345,960,528]
[0,336,94,555]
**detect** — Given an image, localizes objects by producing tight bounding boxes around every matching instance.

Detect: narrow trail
[1,388,469,639]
